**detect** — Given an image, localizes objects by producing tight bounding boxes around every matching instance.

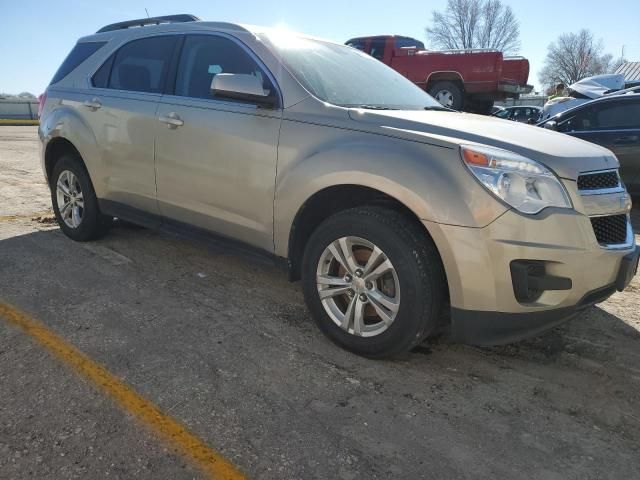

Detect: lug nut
[359,293,368,302]
[355,269,363,277]
[344,274,352,282]
[347,289,355,297]
[365,281,373,290]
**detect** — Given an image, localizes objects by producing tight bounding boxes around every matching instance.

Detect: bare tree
[426,0,520,54]
[539,30,614,89]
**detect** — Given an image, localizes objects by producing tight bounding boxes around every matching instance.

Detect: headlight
[460,144,572,214]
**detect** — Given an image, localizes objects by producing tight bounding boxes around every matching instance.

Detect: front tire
[301,207,446,358]
[50,154,112,241]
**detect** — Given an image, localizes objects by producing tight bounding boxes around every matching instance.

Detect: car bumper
[423,209,638,345]
[498,81,533,95]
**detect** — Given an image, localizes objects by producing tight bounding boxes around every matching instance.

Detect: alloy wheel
[56,170,84,228]
[316,236,400,337]
[433,90,454,107]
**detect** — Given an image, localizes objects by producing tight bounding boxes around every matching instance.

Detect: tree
[539,30,614,89]
[426,0,520,54]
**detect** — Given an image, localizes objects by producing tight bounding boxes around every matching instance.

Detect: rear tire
[301,207,446,358]
[428,81,464,110]
[50,154,112,242]
[468,99,494,115]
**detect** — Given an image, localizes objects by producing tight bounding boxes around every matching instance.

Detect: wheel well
[288,185,439,281]
[426,73,464,92]
[44,138,83,185]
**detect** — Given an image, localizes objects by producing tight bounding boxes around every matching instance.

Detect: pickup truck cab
[40,16,637,358]
[346,35,532,114]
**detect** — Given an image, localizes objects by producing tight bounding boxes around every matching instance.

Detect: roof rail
[96,14,200,33]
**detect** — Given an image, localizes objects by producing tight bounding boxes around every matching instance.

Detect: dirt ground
[1,126,639,479]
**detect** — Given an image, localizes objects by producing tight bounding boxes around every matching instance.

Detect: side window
[559,107,596,132]
[370,38,386,61]
[50,42,106,85]
[596,101,640,129]
[107,36,177,94]
[174,35,273,101]
[346,40,365,51]
[92,54,114,88]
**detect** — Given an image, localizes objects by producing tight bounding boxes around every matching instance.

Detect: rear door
[86,35,179,214]
[154,33,282,251]
[559,98,640,190]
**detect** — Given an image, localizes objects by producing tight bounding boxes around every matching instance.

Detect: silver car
[39,15,638,358]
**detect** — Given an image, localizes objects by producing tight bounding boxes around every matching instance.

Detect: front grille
[578,171,619,191]
[590,214,628,245]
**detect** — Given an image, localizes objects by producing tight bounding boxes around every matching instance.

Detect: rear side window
[50,42,106,85]
[346,39,365,51]
[560,100,640,131]
[92,54,114,88]
[395,37,425,49]
[174,35,274,101]
[370,38,386,61]
[597,101,640,129]
[107,36,177,94]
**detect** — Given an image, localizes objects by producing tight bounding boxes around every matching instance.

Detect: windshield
[262,33,444,110]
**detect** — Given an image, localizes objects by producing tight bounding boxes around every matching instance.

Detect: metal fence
[0,98,39,120]
[495,95,548,108]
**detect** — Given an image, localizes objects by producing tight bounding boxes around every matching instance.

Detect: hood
[348,109,616,179]
[569,74,625,99]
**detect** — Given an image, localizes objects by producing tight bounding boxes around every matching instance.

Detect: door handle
[83,98,102,110]
[158,113,184,128]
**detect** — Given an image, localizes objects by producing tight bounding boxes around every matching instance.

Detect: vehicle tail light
[38,91,48,118]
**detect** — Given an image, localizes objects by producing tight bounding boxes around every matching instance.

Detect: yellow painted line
[0,302,245,480]
[0,119,39,125]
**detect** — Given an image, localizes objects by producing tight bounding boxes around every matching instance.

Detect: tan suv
[39,15,639,357]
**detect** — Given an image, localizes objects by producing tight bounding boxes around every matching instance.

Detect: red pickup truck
[346,35,532,114]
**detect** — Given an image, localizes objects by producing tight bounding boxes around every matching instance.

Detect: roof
[615,62,640,81]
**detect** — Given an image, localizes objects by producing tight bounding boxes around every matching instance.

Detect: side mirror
[211,73,277,108]
[543,120,557,131]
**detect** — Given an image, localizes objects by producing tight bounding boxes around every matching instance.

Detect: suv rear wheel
[301,207,446,358]
[51,154,113,241]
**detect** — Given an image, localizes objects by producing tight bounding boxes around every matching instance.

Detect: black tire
[50,154,112,241]
[428,80,463,110]
[468,99,494,115]
[301,207,446,358]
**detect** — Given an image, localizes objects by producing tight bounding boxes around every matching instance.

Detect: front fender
[273,122,507,257]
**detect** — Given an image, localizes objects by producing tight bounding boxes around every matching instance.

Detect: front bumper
[423,207,638,345]
[498,81,534,95]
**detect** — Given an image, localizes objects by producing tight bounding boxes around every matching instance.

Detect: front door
[154,34,282,251]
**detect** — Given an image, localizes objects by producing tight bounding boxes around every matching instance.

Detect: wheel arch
[284,184,446,285]
[40,104,101,191]
[426,71,465,91]
[44,137,85,185]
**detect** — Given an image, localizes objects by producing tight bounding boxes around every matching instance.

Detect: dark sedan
[492,105,542,123]
[539,95,640,195]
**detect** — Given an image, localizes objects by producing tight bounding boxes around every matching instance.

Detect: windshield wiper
[424,106,452,111]
[347,104,398,110]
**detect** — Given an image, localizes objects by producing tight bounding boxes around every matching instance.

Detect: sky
[2,0,639,95]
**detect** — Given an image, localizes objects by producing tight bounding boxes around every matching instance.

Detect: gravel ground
[1,126,639,479]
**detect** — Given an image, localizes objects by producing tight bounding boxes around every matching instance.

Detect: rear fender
[40,102,101,192]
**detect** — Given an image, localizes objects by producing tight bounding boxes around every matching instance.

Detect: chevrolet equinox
[39,15,639,358]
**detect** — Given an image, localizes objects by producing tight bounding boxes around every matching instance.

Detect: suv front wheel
[50,154,113,241]
[302,207,446,358]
